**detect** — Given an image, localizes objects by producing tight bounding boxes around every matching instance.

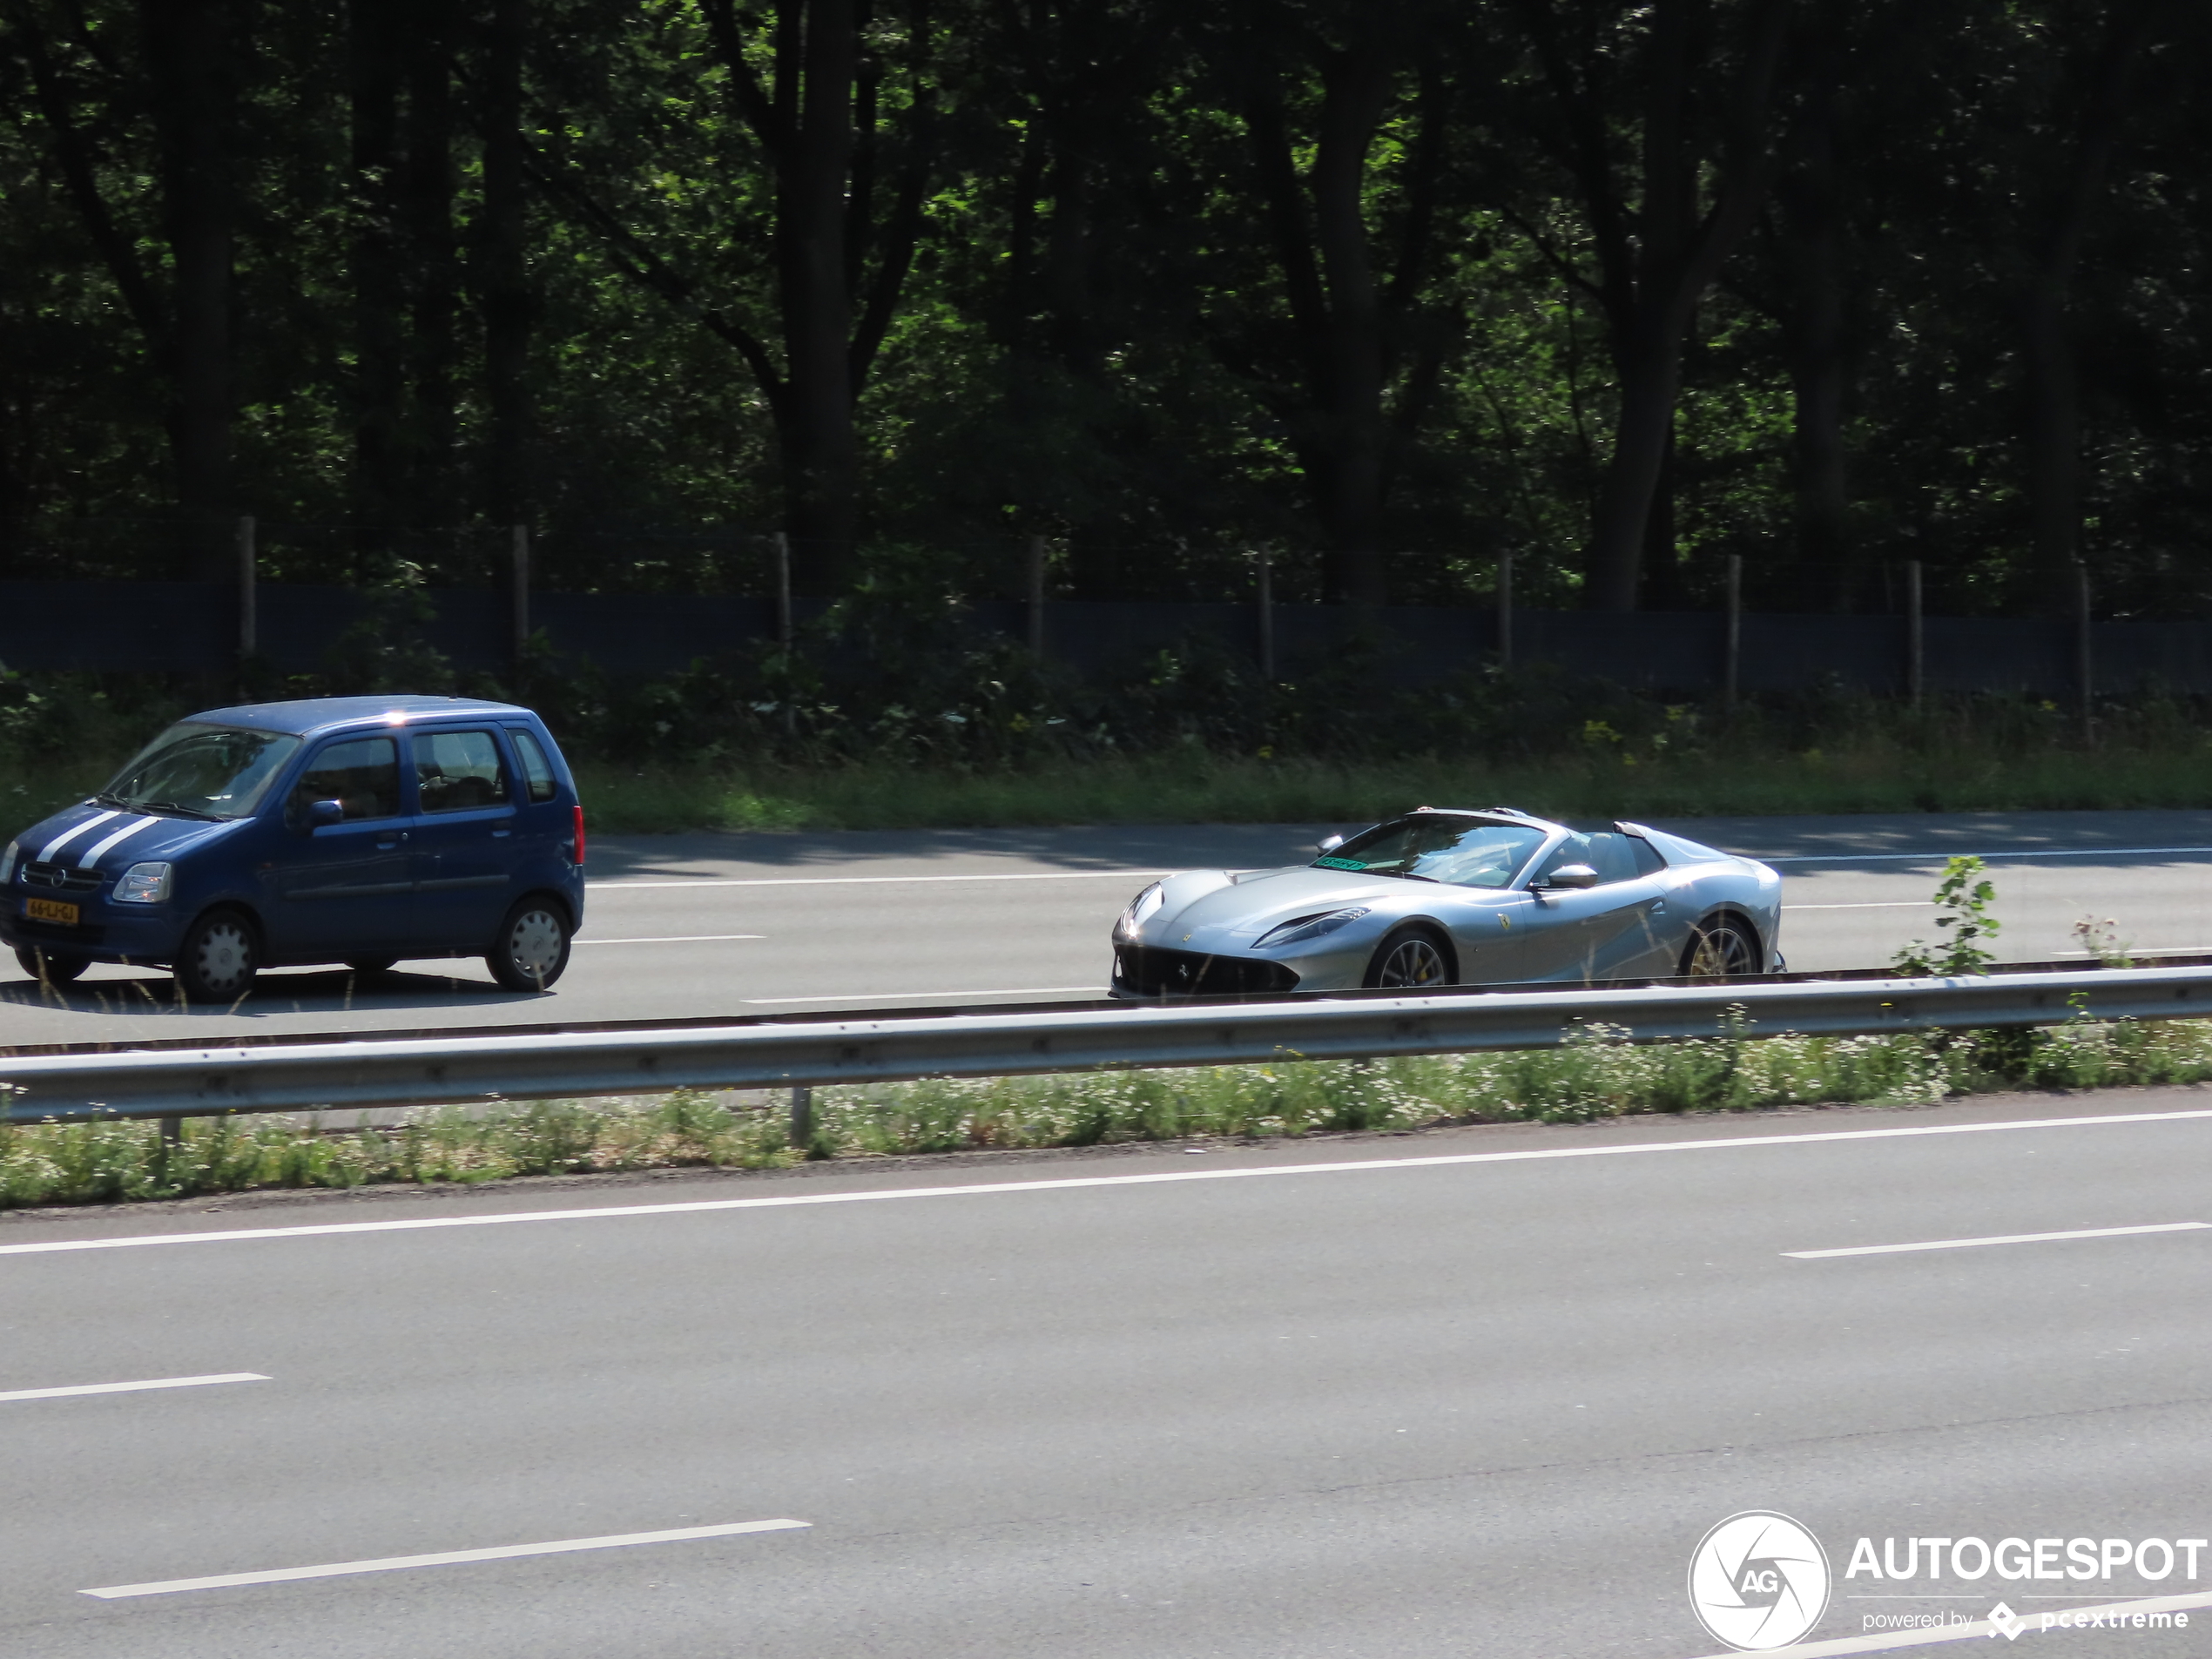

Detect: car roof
[181,695,534,738]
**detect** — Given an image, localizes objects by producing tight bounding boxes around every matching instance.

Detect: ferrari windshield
[99,723,301,820]
[1314,815,1549,888]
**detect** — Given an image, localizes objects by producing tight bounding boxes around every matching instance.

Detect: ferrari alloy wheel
[1681,919,1759,981]
[488,898,572,992]
[1365,928,1453,990]
[175,911,259,1003]
[16,947,91,986]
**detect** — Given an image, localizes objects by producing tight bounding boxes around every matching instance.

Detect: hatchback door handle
[491,829,512,839]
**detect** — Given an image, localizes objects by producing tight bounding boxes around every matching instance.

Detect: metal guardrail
[3,963,2210,1124]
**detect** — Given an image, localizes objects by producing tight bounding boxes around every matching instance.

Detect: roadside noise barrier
[5,964,2211,1125]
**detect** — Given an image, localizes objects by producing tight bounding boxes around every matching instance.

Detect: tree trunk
[2023,0,2159,606]
[1779,62,1851,610]
[348,0,407,560]
[404,6,460,530]
[141,0,235,580]
[479,0,532,529]
[775,0,860,591]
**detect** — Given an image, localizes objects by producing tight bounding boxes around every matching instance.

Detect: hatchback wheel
[16,947,91,986]
[1364,927,1453,990]
[488,898,571,991]
[345,956,398,977]
[1681,918,1759,980]
[175,911,259,1003]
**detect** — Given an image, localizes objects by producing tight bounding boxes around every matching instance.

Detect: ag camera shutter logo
[1688,1511,1831,1650]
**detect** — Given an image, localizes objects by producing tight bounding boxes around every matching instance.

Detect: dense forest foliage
[2,0,2206,619]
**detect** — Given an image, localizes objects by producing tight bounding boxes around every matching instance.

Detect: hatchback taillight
[571,804,587,867]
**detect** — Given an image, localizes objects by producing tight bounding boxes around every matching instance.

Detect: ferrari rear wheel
[1681,918,1760,981]
[1364,927,1453,990]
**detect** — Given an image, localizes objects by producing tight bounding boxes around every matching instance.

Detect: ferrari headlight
[1256,907,1371,948]
[1115,882,1165,940]
[0,840,16,884]
[112,861,174,904]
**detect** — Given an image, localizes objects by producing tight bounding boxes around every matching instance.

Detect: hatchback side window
[287,737,400,826]
[415,730,510,813]
[506,727,558,803]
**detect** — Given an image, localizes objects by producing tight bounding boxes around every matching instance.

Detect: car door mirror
[1316,833,1345,854]
[1537,863,1599,890]
[307,799,346,828]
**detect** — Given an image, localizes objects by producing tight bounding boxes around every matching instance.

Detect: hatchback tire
[488,897,571,991]
[16,947,91,986]
[175,910,259,1003]
[1680,917,1760,980]
[1363,926,1454,990]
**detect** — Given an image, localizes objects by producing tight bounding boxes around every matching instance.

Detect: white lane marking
[7,1107,2212,1259]
[573,934,767,947]
[82,1519,811,1599]
[1761,844,2212,865]
[0,1372,268,1403]
[590,870,1166,890]
[78,815,159,867]
[1683,1585,2212,1656]
[1787,1221,2209,1258]
[37,810,118,863]
[1782,901,1934,910]
[742,986,1099,1004]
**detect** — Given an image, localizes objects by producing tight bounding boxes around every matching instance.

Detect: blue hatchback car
[1,696,586,1001]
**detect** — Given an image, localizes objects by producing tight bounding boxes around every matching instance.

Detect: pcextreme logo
[1688,1511,1832,1651]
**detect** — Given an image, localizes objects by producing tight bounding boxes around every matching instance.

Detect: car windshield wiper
[138,799,221,821]
[1385,870,1442,883]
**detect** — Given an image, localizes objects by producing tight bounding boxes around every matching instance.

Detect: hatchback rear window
[506,727,558,803]
[415,730,510,813]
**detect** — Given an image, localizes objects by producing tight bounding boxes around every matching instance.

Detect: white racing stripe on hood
[37,810,118,864]
[78,816,159,867]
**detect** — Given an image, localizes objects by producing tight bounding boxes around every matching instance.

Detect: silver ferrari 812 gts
[1109,806,1782,997]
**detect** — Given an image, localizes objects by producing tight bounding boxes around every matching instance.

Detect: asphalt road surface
[4,1090,2211,1656]
[4,810,2212,1046]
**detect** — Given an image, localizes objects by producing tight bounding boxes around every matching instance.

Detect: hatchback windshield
[100,724,302,821]
[1314,815,1549,888]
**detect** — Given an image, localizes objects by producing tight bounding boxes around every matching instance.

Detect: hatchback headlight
[0,840,16,884]
[1256,907,1372,948]
[1115,882,1165,940]
[112,861,174,904]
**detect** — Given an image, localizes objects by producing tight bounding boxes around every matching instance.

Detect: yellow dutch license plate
[25,897,79,927]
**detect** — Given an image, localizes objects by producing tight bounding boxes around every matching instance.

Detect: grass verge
[6,1013,2206,1209]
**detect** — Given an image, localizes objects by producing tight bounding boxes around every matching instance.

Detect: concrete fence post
[509,524,530,671]
[1723,554,1743,708]
[1905,559,1924,707]
[235,516,256,664]
[1255,549,1275,682]
[1026,536,1048,658]
[1496,549,1514,671]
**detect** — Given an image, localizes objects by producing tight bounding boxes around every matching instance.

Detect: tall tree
[1511,0,1793,610]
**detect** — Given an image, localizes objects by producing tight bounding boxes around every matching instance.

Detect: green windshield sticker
[1313,856,1368,871]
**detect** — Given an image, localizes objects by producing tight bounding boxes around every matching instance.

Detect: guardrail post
[788,1084,813,1149]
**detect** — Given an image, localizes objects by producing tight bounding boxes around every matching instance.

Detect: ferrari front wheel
[1364,927,1453,990]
